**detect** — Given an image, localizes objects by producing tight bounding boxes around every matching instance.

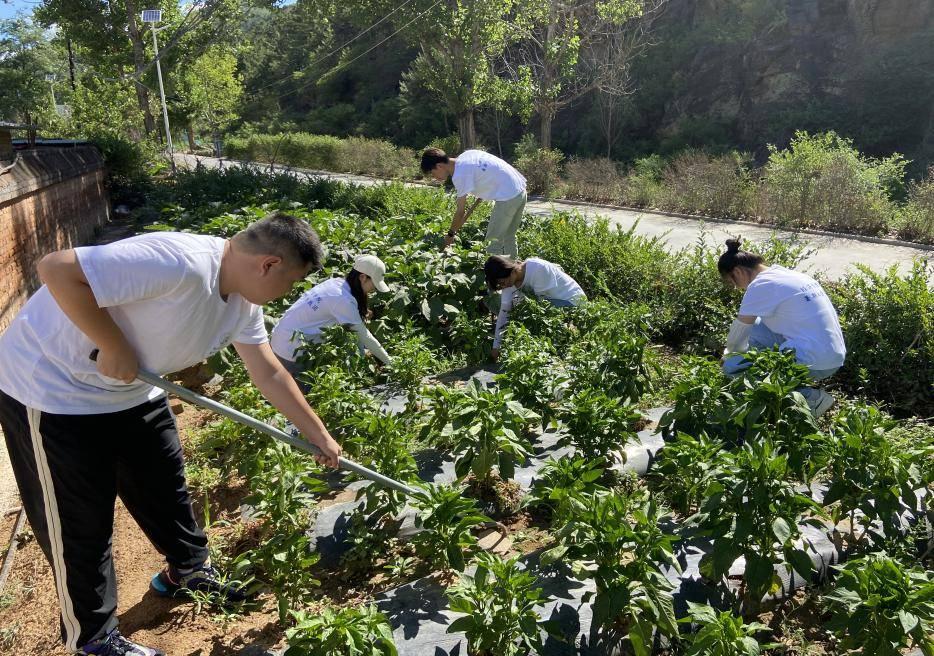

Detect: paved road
[176,154,931,281]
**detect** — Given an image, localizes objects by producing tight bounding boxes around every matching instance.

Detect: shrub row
[224,132,419,180]
[223,130,934,244]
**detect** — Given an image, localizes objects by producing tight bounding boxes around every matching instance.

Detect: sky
[0,0,40,20]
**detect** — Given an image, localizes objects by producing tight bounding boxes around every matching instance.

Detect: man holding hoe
[0,213,342,656]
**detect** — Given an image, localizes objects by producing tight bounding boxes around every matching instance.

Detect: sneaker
[807,389,835,418]
[78,629,164,656]
[150,563,247,603]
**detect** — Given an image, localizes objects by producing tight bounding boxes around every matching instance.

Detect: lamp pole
[142,9,175,172]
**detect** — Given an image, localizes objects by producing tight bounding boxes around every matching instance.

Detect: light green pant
[485,191,527,258]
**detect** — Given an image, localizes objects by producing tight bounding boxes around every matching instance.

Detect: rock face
[650,0,934,161]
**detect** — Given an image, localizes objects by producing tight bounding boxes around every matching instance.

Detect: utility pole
[45,73,57,109]
[141,9,176,172]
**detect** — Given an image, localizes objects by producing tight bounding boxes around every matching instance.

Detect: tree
[0,17,66,132]
[178,45,243,154]
[35,0,242,140]
[506,0,665,150]
[360,0,524,151]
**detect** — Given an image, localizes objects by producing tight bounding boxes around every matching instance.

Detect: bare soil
[0,398,286,656]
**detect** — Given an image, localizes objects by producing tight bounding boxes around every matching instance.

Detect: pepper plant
[342,409,418,519]
[411,483,490,572]
[559,388,640,462]
[417,383,463,448]
[692,439,826,608]
[446,551,559,656]
[507,294,576,350]
[823,403,929,548]
[294,324,376,384]
[235,443,327,624]
[658,356,731,441]
[385,332,438,410]
[496,324,567,421]
[822,553,934,656]
[649,432,727,516]
[567,326,651,404]
[726,350,823,476]
[449,312,493,363]
[448,379,540,487]
[678,602,778,656]
[527,456,606,526]
[542,491,680,655]
[285,604,397,656]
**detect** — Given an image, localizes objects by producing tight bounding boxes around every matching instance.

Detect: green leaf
[772,517,792,544]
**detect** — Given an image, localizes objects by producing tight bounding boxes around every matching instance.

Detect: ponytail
[345,269,369,319]
[717,237,765,276]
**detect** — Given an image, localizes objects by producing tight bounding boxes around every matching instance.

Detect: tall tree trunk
[186,124,196,151]
[66,38,76,91]
[539,109,554,150]
[124,0,156,135]
[457,111,476,151]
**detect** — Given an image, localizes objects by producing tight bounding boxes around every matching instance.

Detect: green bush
[829,260,934,417]
[657,149,754,218]
[620,154,665,207]
[898,166,934,244]
[513,134,565,197]
[223,132,417,179]
[337,136,418,179]
[563,157,625,204]
[92,133,159,206]
[285,605,397,656]
[760,131,906,235]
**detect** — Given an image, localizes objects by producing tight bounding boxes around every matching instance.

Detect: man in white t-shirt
[420,147,527,258]
[0,213,342,656]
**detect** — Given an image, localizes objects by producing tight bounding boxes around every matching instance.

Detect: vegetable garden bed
[6,166,930,656]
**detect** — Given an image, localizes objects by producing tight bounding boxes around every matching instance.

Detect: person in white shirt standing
[0,213,342,656]
[718,238,846,417]
[271,255,393,384]
[484,255,587,360]
[420,147,527,258]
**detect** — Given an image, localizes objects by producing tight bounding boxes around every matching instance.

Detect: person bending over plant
[271,254,393,386]
[484,255,587,361]
[718,238,846,417]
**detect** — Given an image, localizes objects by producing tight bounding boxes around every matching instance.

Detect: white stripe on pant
[27,406,81,651]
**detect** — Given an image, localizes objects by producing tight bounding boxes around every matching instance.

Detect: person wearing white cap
[271,255,393,381]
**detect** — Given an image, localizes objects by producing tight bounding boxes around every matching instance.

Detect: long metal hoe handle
[89,352,417,496]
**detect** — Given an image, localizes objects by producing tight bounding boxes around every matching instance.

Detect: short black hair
[233,212,324,269]
[484,255,520,291]
[420,147,450,173]
[717,237,765,275]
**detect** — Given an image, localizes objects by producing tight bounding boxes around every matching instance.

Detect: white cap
[354,254,390,292]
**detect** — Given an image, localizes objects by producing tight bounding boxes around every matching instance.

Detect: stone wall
[0,146,110,332]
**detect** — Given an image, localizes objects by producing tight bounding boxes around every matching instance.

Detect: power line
[270,0,442,102]
[249,0,416,95]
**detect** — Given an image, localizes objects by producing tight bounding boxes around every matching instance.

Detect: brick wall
[0,146,110,332]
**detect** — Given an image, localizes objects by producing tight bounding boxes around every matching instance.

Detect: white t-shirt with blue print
[738,265,846,370]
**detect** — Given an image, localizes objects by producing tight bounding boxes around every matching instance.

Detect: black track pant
[0,390,209,651]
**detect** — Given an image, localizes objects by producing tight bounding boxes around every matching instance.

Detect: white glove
[724,318,753,355]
